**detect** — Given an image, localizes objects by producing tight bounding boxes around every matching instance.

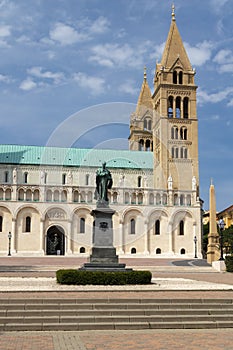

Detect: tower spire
[144,66,147,81]
[172,4,176,21]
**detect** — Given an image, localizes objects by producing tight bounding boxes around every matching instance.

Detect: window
[24,172,28,184]
[85,174,89,186]
[175,97,181,118]
[80,247,86,253]
[25,216,31,232]
[145,140,150,151]
[155,220,160,235]
[62,174,66,185]
[156,248,161,254]
[138,193,143,205]
[0,216,3,232]
[173,71,177,84]
[179,71,183,84]
[180,127,187,140]
[139,139,144,151]
[138,176,142,188]
[168,96,173,117]
[131,247,136,254]
[183,97,189,118]
[4,171,9,183]
[171,126,178,139]
[180,248,186,255]
[130,219,135,234]
[80,218,85,233]
[179,220,184,235]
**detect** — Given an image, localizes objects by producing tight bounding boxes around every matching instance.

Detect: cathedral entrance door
[46,225,65,255]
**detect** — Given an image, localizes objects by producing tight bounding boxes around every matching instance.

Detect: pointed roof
[160,7,192,71]
[135,67,153,115]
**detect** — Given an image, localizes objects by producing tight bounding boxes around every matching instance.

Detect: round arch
[46,225,65,255]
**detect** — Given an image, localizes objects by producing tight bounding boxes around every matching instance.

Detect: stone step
[1,298,233,330]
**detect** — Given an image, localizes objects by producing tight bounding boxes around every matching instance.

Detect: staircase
[1,298,233,331]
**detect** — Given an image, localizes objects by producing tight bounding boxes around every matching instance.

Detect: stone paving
[1,257,233,349]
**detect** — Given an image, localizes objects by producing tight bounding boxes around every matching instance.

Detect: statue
[13,168,17,184]
[192,176,197,191]
[168,175,173,190]
[95,162,113,205]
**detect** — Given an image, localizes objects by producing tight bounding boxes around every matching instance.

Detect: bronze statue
[95,162,113,204]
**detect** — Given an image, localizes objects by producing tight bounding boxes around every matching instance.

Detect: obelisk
[207,181,220,263]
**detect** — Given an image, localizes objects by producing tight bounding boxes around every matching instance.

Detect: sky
[0,0,232,211]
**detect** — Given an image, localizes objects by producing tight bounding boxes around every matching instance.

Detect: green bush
[225,256,233,272]
[56,269,152,285]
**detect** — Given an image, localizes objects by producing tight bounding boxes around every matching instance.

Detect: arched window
[173,71,177,84]
[46,190,52,202]
[61,190,67,202]
[124,192,130,204]
[180,248,186,255]
[62,174,66,185]
[138,193,143,204]
[130,219,135,234]
[85,174,89,186]
[156,248,161,254]
[175,97,181,118]
[80,247,86,253]
[145,140,150,151]
[25,216,31,232]
[131,247,136,254]
[24,172,28,184]
[26,189,32,201]
[183,97,189,118]
[4,171,9,183]
[179,71,183,84]
[0,216,3,232]
[180,127,187,140]
[54,190,59,202]
[155,220,160,235]
[143,119,147,130]
[168,96,173,118]
[18,189,24,201]
[33,189,39,202]
[148,119,152,130]
[179,220,184,235]
[180,194,185,205]
[149,193,154,205]
[5,188,11,200]
[73,190,79,202]
[138,176,142,188]
[172,126,179,140]
[131,193,136,205]
[80,218,85,233]
[139,139,144,151]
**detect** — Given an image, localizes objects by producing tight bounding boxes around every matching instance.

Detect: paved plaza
[1,257,233,349]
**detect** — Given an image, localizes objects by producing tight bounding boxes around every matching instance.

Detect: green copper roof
[0,144,153,170]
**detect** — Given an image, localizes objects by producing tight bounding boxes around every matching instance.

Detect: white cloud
[198,87,233,105]
[213,49,233,73]
[118,80,138,95]
[73,72,106,95]
[27,66,64,84]
[19,78,37,91]
[89,42,150,69]
[49,16,109,46]
[49,22,87,45]
[0,24,10,37]
[0,73,12,83]
[88,16,110,35]
[210,0,230,13]
[184,41,213,66]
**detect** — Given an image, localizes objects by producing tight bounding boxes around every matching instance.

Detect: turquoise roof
[0,144,153,170]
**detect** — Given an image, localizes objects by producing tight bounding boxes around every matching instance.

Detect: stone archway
[46,225,65,255]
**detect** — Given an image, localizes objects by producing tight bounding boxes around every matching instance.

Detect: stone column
[39,219,44,254]
[144,219,149,255]
[207,182,220,263]
[67,220,72,255]
[11,218,16,254]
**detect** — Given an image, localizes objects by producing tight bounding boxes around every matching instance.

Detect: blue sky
[0,0,232,211]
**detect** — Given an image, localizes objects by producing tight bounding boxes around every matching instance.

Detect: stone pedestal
[80,206,132,272]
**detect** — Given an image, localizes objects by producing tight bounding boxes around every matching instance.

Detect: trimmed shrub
[225,256,233,272]
[56,269,152,285]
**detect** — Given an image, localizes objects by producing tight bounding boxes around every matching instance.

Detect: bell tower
[129,67,153,152]
[153,5,199,193]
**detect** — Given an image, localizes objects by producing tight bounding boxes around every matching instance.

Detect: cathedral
[0,8,202,258]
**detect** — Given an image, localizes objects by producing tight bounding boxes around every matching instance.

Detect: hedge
[56,269,152,285]
[225,256,233,272]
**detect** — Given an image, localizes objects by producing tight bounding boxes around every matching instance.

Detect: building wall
[0,164,202,258]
